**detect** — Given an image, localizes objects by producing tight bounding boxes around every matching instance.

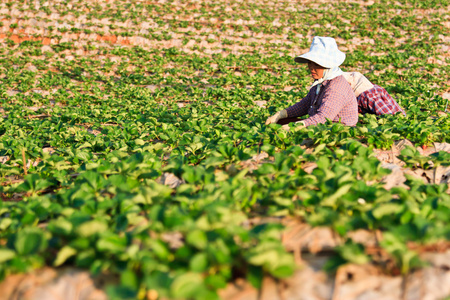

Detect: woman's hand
[265,109,287,125]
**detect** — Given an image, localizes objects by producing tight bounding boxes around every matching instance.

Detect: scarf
[311,67,343,95]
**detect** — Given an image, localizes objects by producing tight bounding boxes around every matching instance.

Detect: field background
[0,0,449,299]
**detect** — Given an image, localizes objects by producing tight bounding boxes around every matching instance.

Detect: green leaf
[171,272,204,299]
[0,248,16,263]
[247,249,278,266]
[77,142,92,150]
[372,203,404,219]
[81,171,106,191]
[316,155,329,169]
[75,249,96,267]
[321,183,352,207]
[271,264,294,278]
[14,228,46,255]
[272,196,292,207]
[247,265,263,289]
[134,139,145,146]
[76,220,108,237]
[47,218,73,235]
[120,269,139,290]
[205,274,227,289]
[186,230,208,250]
[96,234,127,253]
[54,246,77,266]
[0,218,13,231]
[189,252,208,272]
[76,151,92,161]
[337,242,369,265]
[149,240,170,260]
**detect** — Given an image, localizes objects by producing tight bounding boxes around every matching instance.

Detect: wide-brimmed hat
[294,36,345,68]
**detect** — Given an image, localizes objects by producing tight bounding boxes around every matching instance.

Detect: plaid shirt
[357,85,406,116]
[286,75,358,126]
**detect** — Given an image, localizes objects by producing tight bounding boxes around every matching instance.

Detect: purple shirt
[286,75,358,126]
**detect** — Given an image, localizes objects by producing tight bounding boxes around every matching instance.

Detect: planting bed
[0,0,449,299]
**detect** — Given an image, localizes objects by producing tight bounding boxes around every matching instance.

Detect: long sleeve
[285,88,314,118]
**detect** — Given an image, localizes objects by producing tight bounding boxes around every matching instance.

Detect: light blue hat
[294,36,346,68]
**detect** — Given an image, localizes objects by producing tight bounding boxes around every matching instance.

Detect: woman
[266,36,358,128]
[342,72,406,116]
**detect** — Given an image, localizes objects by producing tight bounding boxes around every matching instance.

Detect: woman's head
[307,61,325,80]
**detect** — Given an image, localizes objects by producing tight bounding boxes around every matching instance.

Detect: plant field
[0,0,449,299]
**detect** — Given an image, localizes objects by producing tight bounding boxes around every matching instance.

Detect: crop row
[0,0,449,299]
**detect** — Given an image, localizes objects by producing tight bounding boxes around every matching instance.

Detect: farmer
[342,72,406,116]
[265,36,358,128]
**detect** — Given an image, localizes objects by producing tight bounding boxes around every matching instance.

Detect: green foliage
[0,0,449,297]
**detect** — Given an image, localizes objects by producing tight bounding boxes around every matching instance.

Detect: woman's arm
[285,88,314,118]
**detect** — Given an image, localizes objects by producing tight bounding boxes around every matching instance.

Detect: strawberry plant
[0,0,449,298]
